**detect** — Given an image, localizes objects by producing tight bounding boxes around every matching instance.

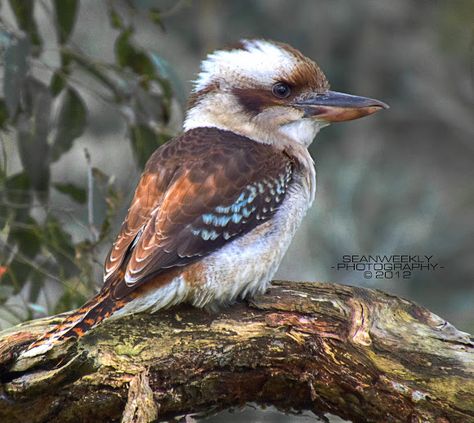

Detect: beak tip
[363,99,389,116]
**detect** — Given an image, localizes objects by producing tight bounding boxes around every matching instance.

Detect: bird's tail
[21,291,124,358]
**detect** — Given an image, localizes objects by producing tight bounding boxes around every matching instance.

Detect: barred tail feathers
[22,292,122,358]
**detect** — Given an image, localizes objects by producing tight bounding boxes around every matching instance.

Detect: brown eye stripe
[232,84,304,115]
[232,87,278,114]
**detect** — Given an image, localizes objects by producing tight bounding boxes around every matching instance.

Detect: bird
[23,39,387,357]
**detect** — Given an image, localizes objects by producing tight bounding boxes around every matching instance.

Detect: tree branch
[0,281,473,423]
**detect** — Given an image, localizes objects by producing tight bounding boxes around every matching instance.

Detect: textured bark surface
[0,281,473,423]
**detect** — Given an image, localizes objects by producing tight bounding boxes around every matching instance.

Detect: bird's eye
[272,82,291,99]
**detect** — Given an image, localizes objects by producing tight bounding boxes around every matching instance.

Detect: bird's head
[184,39,388,147]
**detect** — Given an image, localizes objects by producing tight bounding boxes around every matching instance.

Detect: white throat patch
[279,119,326,147]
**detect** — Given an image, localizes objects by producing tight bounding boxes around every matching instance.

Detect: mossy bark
[0,281,473,423]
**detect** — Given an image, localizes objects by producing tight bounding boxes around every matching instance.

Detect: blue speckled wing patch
[192,166,293,242]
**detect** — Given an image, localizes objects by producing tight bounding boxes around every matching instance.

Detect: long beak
[293,90,389,122]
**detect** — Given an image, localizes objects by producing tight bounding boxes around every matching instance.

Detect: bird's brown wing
[103,127,294,299]
[103,162,177,284]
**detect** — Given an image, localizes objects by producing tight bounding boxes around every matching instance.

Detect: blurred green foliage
[0,0,175,324]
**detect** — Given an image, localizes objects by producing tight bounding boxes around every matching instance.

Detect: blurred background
[0,1,473,422]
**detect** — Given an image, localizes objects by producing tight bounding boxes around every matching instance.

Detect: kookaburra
[25,39,387,357]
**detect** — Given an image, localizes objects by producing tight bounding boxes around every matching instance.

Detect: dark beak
[293,90,389,122]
